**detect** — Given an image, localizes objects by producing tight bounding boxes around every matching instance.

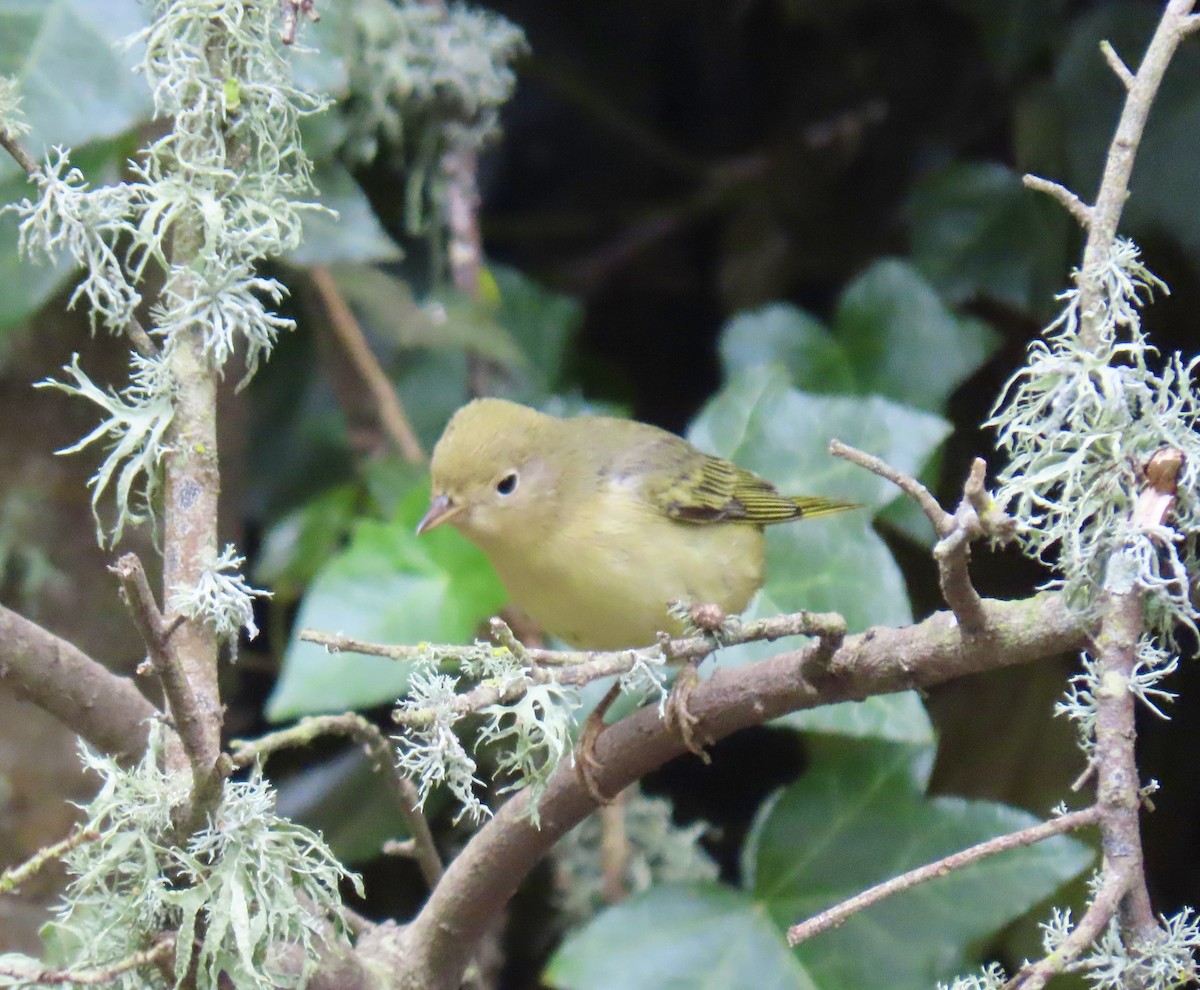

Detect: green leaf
[832,259,1000,413]
[716,262,999,414]
[545,883,818,990]
[254,483,359,601]
[718,305,856,395]
[908,161,1071,314]
[748,739,1094,990]
[338,266,526,365]
[0,0,152,183]
[266,483,507,719]
[687,368,947,742]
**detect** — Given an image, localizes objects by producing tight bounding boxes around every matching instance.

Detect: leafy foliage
[548,739,1092,990]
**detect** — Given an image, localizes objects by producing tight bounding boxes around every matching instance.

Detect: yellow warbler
[417,398,854,650]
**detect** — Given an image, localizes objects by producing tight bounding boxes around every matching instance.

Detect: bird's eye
[496,471,519,496]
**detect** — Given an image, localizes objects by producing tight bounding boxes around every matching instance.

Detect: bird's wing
[626,435,845,525]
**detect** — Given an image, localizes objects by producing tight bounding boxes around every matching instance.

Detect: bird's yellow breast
[471,485,765,649]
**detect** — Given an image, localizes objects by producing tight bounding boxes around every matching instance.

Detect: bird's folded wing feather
[630,436,851,525]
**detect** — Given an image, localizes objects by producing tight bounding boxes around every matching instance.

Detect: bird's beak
[416,493,461,535]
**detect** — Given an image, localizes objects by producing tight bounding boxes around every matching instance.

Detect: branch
[310,265,426,464]
[0,127,39,178]
[303,610,847,727]
[111,553,223,812]
[280,0,319,45]
[831,442,1009,636]
[1100,39,1135,90]
[231,713,443,888]
[0,934,174,986]
[787,805,1101,946]
[1077,0,1198,350]
[1005,870,1130,989]
[1022,174,1094,228]
[829,438,951,532]
[0,602,164,762]
[393,591,1089,990]
[0,826,101,894]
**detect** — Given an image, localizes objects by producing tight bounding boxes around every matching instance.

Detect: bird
[417,397,855,798]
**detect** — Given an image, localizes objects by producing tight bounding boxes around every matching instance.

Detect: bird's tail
[787,495,861,519]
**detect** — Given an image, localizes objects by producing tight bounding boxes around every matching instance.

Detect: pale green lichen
[167,543,272,651]
[989,239,1200,641]
[6,731,360,990]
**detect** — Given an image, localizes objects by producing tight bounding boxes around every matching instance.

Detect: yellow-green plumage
[418,398,854,650]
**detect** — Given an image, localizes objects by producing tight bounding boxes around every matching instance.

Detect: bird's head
[417,398,560,545]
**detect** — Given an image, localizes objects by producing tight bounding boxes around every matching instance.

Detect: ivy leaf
[0,0,151,182]
[718,261,1000,414]
[289,161,402,265]
[833,259,1000,413]
[266,483,507,720]
[545,883,819,990]
[718,304,855,395]
[748,739,1094,990]
[254,484,359,602]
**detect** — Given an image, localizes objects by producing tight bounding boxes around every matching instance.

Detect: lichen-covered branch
[111,552,223,811]
[392,591,1088,990]
[0,934,175,986]
[0,826,101,894]
[1079,0,1198,349]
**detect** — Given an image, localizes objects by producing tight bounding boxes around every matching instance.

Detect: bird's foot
[574,683,622,805]
[663,659,711,764]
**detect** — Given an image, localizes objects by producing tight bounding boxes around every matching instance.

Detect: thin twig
[303,610,847,729]
[829,439,953,534]
[231,713,443,887]
[280,0,319,44]
[110,553,222,813]
[932,459,1000,635]
[0,128,39,177]
[0,934,175,986]
[443,145,501,397]
[0,827,101,893]
[1100,39,1136,89]
[311,265,426,464]
[1022,174,1094,228]
[831,440,1002,635]
[787,805,1101,946]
